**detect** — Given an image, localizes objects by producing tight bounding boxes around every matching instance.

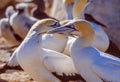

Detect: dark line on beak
[38,31,47,35]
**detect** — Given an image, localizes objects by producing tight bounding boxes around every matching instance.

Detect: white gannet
[63,0,109,52]
[0,6,21,46]
[48,19,120,82]
[13,19,85,82]
[9,2,38,39]
[8,20,69,67]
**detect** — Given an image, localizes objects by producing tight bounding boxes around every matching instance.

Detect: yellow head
[70,19,95,42]
[73,19,94,35]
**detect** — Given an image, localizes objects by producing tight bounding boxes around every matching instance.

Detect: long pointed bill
[47,26,74,35]
[47,26,80,37]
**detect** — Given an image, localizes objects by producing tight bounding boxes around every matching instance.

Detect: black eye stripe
[66,24,75,29]
[54,22,61,26]
[65,24,78,31]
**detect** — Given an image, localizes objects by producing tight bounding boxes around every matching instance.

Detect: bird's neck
[16,30,43,61]
[71,27,95,50]
[65,3,74,19]
[18,10,30,17]
[72,36,92,50]
[24,9,32,16]
[73,0,88,19]
[23,30,42,47]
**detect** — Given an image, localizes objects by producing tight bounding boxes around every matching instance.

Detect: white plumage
[90,22,109,52]
[41,33,68,52]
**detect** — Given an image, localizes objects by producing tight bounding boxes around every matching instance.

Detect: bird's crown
[29,18,60,33]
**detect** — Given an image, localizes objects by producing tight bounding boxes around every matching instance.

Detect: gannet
[0,6,20,46]
[9,2,38,39]
[7,20,69,67]
[13,19,85,82]
[48,19,120,82]
[63,0,109,52]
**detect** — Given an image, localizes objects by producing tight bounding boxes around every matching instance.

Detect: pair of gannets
[10,19,85,82]
[48,19,120,82]
[62,0,109,55]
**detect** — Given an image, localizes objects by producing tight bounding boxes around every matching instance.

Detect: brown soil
[0,37,35,82]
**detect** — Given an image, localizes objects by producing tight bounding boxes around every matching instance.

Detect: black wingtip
[0,64,23,74]
[52,72,86,82]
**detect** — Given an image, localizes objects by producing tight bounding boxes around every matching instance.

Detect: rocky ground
[0,36,35,82]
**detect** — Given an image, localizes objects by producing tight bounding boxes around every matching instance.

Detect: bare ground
[0,37,35,82]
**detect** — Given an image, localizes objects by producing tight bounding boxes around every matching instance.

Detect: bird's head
[29,18,61,34]
[63,0,88,19]
[16,2,37,16]
[5,6,16,18]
